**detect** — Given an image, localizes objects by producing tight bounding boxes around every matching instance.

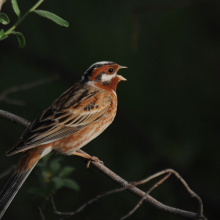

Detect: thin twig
[0,75,59,105]
[3,97,26,106]
[121,173,171,220]
[38,207,45,220]
[50,185,135,217]
[4,0,45,35]
[0,110,207,220]
[134,169,204,218]
[51,168,203,220]
[50,194,71,216]
[0,109,30,128]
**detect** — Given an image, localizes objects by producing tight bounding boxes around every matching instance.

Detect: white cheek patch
[101,73,116,82]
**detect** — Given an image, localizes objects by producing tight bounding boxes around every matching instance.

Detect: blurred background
[0,0,220,219]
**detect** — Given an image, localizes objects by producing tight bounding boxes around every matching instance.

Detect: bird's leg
[73,151,103,168]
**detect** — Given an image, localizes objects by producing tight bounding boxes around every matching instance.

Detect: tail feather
[0,165,36,219]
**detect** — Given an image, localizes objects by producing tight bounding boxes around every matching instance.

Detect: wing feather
[7,82,111,156]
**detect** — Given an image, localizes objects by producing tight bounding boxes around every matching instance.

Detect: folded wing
[7,83,111,155]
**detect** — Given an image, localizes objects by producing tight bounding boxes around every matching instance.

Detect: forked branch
[0,109,207,220]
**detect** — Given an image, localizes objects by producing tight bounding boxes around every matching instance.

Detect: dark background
[0,0,220,219]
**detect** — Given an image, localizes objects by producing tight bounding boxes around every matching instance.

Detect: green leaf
[59,166,75,178]
[0,13,10,25]
[0,29,8,41]
[34,10,69,27]
[10,31,25,48]
[62,179,79,191]
[11,0,20,17]
[50,158,61,174]
[41,153,52,163]
[52,177,64,190]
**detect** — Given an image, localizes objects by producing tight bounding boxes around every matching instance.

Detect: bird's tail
[0,150,41,219]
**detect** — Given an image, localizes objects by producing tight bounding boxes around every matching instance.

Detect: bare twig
[50,185,135,217]
[0,166,15,179]
[0,109,30,128]
[0,76,59,105]
[51,168,204,220]
[50,194,70,216]
[3,97,26,106]
[121,173,171,220]
[134,169,204,218]
[0,110,207,220]
[38,207,45,220]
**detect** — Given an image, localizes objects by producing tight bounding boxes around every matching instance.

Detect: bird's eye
[108,68,114,73]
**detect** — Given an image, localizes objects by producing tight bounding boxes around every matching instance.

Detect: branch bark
[0,109,207,220]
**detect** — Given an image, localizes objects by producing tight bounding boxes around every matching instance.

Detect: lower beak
[117,75,127,81]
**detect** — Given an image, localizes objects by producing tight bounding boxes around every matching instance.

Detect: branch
[48,172,171,219]
[0,76,59,106]
[120,172,172,220]
[38,207,45,220]
[4,0,45,35]
[0,110,207,220]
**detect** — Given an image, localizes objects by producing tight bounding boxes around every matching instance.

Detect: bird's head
[81,61,127,91]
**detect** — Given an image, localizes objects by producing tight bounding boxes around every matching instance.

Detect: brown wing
[7,82,112,156]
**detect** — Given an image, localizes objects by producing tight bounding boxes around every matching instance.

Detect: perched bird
[0,61,127,218]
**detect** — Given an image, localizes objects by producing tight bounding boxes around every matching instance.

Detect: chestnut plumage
[0,61,127,219]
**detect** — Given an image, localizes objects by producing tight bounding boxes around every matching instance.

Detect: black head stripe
[95,72,104,83]
[81,62,115,84]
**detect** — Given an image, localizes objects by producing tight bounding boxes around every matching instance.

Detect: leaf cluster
[28,153,79,200]
[0,0,69,47]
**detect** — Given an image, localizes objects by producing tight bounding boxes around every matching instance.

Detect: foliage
[0,0,69,47]
[28,153,79,200]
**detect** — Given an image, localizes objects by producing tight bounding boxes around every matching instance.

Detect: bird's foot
[73,151,103,168]
[86,156,103,169]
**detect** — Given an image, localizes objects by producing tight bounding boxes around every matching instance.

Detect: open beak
[117,65,127,81]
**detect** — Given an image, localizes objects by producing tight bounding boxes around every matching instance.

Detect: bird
[0,61,127,219]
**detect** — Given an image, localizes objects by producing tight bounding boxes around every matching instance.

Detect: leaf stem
[4,0,44,35]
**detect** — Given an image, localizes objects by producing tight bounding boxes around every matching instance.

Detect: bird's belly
[52,115,114,155]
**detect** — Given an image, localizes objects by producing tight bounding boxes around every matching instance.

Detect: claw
[86,156,103,169]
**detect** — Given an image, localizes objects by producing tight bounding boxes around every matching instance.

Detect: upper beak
[119,65,128,69]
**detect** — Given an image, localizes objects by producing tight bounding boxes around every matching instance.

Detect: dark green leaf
[10,31,25,48]
[63,179,79,191]
[0,29,8,41]
[59,166,75,178]
[50,158,61,174]
[52,177,64,190]
[11,0,20,17]
[34,10,69,27]
[42,171,52,182]
[41,153,52,163]
[0,13,10,25]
